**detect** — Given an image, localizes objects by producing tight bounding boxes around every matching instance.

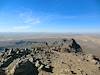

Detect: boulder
[0,68,6,75]
[69,39,82,53]
[14,60,38,75]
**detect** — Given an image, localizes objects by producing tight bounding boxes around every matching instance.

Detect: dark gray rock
[69,39,82,53]
[0,68,6,75]
[14,60,38,75]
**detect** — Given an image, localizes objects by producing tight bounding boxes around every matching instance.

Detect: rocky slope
[0,38,100,75]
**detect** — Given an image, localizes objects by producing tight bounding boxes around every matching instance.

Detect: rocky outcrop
[50,38,82,53]
[0,38,100,75]
[69,39,82,53]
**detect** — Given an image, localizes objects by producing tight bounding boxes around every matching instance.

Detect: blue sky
[0,0,100,33]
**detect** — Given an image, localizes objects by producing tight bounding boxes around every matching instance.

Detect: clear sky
[0,0,100,33]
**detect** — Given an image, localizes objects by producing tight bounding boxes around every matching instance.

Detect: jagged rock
[38,64,44,71]
[42,65,53,73]
[0,56,14,68]
[0,68,6,75]
[0,38,100,75]
[51,38,82,53]
[28,57,33,63]
[5,58,20,75]
[35,60,41,68]
[68,39,82,53]
[14,60,38,75]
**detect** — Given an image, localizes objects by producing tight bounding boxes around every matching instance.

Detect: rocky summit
[0,38,100,75]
